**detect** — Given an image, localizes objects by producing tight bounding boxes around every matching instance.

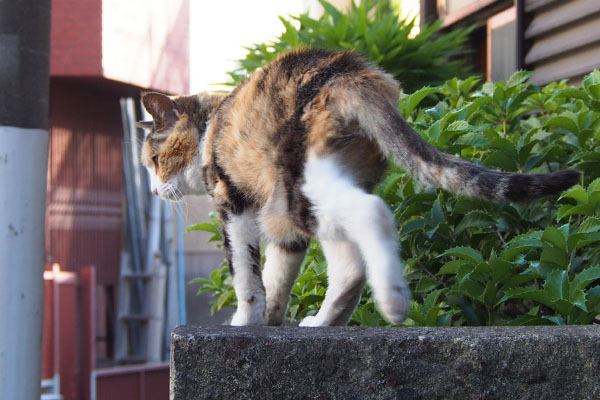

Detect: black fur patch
[248,244,262,277]
[504,169,580,202]
[274,51,365,234]
[218,208,234,276]
[278,238,310,254]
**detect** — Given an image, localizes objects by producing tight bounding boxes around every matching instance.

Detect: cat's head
[137,92,222,201]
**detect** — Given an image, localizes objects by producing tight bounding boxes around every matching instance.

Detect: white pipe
[0,126,49,400]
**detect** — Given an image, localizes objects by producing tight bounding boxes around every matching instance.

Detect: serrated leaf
[459,279,485,301]
[279,16,299,47]
[587,177,600,195]
[442,246,484,264]
[507,70,534,87]
[496,287,554,308]
[583,70,600,99]
[446,120,472,131]
[501,237,544,261]
[577,217,600,233]
[556,204,593,221]
[559,185,587,204]
[544,270,569,301]
[454,132,491,147]
[454,210,496,235]
[571,266,600,292]
[438,259,467,274]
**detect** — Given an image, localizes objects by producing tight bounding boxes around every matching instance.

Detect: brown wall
[46,78,125,286]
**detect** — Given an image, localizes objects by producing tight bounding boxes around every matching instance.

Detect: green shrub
[224,0,472,92]
[191,70,600,327]
[190,0,600,326]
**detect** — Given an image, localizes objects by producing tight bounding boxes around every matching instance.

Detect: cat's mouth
[156,183,184,202]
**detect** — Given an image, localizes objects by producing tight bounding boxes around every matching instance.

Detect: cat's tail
[369,102,580,203]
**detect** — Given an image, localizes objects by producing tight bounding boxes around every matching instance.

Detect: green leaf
[186,222,220,235]
[571,266,600,292]
[438,259,468,274]
[559,185,587,204]
[556,204,594,221]
[458,279,485,301]
[502,237,544,261]
[496,287,554,308]
[490,259,513,283]
[279,16,299,47]
[482,150,518,171]
[541,226,567,250]
[318,0,342,23]
[507,70,534,87]
[544,270,569,301]
[583,70,600,100]
[502,315,555,326]
[403,87,439,118]
[545,113,579,134]
[454,210,496,235]
[442,246,484,264]
[483,281,497,306]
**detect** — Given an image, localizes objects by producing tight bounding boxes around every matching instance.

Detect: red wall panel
[47,78,124,285]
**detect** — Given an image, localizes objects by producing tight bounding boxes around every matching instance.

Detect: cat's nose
[152,188,158,195]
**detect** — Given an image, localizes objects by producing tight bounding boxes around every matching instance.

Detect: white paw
[299,316,322,327]
[375,282,411,324]
[230,307,265,326]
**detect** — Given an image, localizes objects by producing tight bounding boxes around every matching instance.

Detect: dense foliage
[189,1,600,326]
[191,70,600,326]
[224,0,472,92]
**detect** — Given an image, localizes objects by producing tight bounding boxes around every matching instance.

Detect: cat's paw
[376,282,411,324]
[230,308,265,326]
[299,316,322,327]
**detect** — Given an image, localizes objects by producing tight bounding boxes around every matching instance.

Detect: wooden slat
[525,17,600,63]
[525,0,559,13]
[525,0,600,38]
[529,43,600,85]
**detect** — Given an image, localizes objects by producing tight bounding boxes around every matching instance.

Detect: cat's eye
[152,155,159,167]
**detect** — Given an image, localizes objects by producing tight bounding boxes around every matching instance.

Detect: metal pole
[176,205,187,325]
[0,1,51,399]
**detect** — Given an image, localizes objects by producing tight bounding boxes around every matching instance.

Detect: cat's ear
[135,120,154,133]
[141,92,178,131]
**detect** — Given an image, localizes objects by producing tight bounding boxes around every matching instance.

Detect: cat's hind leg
[220,208,266,326]
[299,239,365,326]
[302,154,410,325]
[263,242,307,325]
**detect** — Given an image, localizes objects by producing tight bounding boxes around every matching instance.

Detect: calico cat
[137,48,580,327]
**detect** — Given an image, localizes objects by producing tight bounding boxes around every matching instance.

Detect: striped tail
[371,104,580,202]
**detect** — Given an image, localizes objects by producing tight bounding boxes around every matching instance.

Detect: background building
[423,0,600,84]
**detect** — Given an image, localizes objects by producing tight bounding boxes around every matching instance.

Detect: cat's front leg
[220,208,266,326]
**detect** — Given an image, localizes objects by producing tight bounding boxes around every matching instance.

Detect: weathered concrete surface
[171,325,600,399]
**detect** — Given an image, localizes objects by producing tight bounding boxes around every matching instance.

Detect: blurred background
[7,0,598,399]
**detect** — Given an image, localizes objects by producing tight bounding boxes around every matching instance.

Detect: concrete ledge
[171,325,600,399]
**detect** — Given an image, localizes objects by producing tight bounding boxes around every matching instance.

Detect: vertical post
[516,0,526,70]
[420,0,439,28]
[0,1,51,400]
